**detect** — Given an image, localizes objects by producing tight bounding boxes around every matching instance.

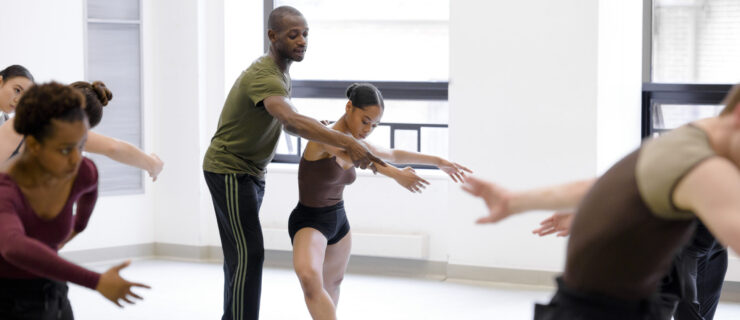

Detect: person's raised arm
[674,157,740,254]
[364,144,472,183]
[461,177,596,224]
[263,96,385,170]
[318,141,430,193]
[84,131,164,181]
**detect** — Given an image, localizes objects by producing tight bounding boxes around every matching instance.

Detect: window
[642,84,730,137]
[652,0,740,83]
[264,0,450,166]
[643,0,738,138]
[85,0,144,194]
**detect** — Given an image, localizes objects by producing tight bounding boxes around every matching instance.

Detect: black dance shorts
[534,277,673,320]
[288,201,350,245]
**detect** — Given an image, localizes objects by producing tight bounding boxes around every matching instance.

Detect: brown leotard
[563,124,714,300]
[298,156,356,208]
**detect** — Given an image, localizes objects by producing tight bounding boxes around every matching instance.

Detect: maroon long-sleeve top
[0,157,101,289]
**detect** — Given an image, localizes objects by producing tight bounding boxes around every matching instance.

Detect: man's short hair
[268,6,303,32]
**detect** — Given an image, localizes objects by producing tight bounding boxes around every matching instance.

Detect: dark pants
[534,278,672,320]
[204,171,266,320]
[0,278,73,320]
[660,221,727,320]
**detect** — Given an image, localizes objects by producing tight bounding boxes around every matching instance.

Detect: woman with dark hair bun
[0,82,149,319]
[70,80,112,128]
[289,82,471,319]
[0,76,164,181]
[0,65,34,125]
[68,80,164,181]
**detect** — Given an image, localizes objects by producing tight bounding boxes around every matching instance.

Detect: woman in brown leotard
[289,83,471,320]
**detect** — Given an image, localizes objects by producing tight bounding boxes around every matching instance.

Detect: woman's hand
[437,159,472,183]
[96,260,150,307]
[461,176,514,224]
[532,211,574,237]
[393,166,430,193]
[147,154,164,182]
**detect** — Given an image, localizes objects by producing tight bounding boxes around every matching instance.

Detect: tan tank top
[298,156,357,208]
[636,124,716,219]
[563,124,715,300]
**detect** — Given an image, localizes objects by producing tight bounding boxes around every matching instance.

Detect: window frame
[641,83,731,137]
[264,0,450,168]
[642,0,734,139]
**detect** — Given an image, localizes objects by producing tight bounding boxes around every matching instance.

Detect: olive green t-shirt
[203,55,291,178]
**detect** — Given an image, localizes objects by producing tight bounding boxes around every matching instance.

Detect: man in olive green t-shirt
[203,6,383,320]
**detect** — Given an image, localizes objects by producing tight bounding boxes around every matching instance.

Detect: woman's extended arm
[84,131,164,181]
[316,141,430,193]
[361,143,472,183]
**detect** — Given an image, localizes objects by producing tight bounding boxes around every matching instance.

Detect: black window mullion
[642,83,733,138]
[292,80,448,101]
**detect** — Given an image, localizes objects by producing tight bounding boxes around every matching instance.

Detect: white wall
[224,0,264,95]
[223,0,619,272]
[448,0,599,271]
[203,0,265,247]
[152,0,641,273]
[0,0,156,251]
[596,0,643,174]
[200,0,227,248]
[0,0,84,83]
[4,0,656,275]
[145,0,227,247]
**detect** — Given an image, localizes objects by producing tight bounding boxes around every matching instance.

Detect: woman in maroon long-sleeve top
[0,82,149,320]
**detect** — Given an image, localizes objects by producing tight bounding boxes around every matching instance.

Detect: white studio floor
[67,259,740,320]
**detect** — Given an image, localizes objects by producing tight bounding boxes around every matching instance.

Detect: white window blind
[653,0,740,83]
[85,0,143,194]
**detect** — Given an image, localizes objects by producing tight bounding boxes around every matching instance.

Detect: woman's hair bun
[91,81,112,107]
[69,80,113,128]
[345,83,360,99]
